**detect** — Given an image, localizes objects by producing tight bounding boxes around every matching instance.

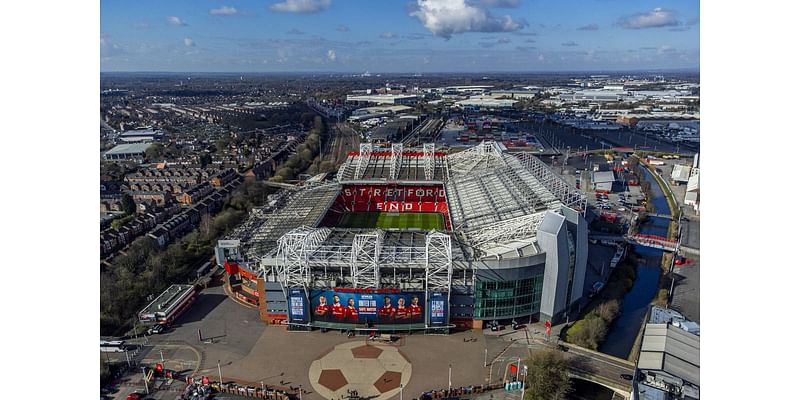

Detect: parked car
[147,324,165,335]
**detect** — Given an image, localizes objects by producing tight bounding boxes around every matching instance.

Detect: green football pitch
[338,212,445,230]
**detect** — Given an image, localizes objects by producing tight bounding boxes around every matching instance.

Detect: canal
[598,166,672,359]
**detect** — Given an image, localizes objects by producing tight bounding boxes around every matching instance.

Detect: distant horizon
[100,67,700,76]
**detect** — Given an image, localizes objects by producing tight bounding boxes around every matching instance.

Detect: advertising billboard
[428,292,448,326]
[288,289,308,323]
[309,289,425,325]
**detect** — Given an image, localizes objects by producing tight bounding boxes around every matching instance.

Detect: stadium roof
[229,183,340,261]
[446,142,583,257]
[226,141,586,265]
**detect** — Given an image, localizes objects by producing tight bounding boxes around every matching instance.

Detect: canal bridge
[589,233,679,252]
[514,340,635,399]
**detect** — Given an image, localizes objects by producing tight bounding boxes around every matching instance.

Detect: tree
[319,160,335,173]
[596,300,620,322]
[525,349,572,400]
[199,153,213,168]
[199,213,215,240]
[121,193,136,215]
[144,143,165,161]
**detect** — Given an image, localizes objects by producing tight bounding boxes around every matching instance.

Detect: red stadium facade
[325,184,452,230]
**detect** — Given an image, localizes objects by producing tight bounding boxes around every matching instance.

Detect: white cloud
[287,28,305,35]
[577,23,598,31]
[409,0,527,39]
[618,8,679,29]
[474,0,520,8]
[336,25,350,32]
[210,6,239,16]
[270,0,331,14]
[327,49,337,61]
[167,16,187,26]
[657,45,675,55]
[380,32,398,39]
[562,41,578,47]
[184,37,195,47]
[537,53,544,61]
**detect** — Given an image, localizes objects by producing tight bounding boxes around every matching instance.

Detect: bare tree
[525,349,573,400]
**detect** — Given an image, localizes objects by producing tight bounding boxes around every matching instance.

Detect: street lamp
[448,364,452,392]
[218,360,223,384]
[142,366,150,394]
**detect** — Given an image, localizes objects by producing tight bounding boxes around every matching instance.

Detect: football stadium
[216,141,588,332]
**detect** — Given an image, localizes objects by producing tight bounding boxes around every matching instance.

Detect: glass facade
[473,274,544,319]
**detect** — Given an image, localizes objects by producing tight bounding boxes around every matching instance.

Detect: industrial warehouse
[215,141,589,333]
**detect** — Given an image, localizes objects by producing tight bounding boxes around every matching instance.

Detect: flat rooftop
[638,323,700,387]
[139,284,195,318]
[105,143,152,155]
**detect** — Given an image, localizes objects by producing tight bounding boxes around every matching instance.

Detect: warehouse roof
[592,171,615,184]
[638,323,700,386]
[105,143,153,155]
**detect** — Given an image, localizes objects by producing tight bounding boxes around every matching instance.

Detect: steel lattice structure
[424,231,453,293]
[423,143,435,180]
[514,152,587,215]
[276,226,332,292]
[350,230,383,288]
[227,141,587,298]
[355,143,372,180]
[390,143,403,180]
[462,212,547,257]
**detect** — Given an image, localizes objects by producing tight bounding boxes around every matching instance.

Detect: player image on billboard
[309,290,424,326]
[345,298,359,323]
[410,295,423,323]
[330,295,347,322]
[395,297,410,322]
[314,295,330,322]
[377,296,396,324]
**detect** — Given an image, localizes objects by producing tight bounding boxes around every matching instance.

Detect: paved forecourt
[309,341,412,400]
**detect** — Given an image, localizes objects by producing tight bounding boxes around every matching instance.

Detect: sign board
[309,289,425,325]
[288,289,308,323]
[217,240,241,248]
[428,292,448,326]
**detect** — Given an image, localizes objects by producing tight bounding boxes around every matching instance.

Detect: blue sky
[100,0,699,72]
